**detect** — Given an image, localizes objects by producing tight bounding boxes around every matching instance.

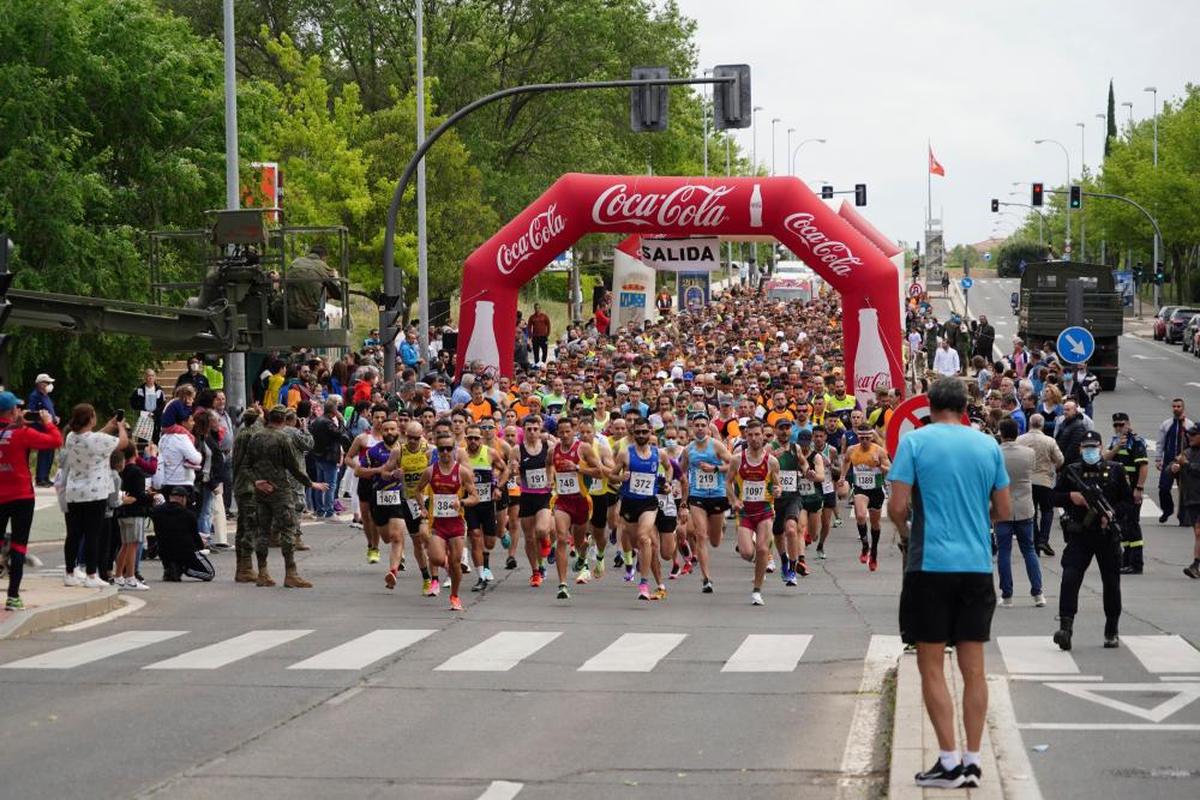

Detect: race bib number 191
[524,468,548,490]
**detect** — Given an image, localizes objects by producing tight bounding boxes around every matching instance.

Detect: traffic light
[911,257,921,280]
[1069,184,1082,209]
[1154,263,1165,284]
[1133,263,1143,284]
[378,291,403,333]
[1031,182,1044,207]
[820,184,833,200]
[854,183,867,207]
[990,198,999,213]
[711,64,752,130]
[630,66,669,132]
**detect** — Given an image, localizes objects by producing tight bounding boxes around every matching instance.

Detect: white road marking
[721,634,813,672]
[1188,382,1200,389]
[53,596,144,632]
[835,635,904,798]
[1044,682,1200,723]
[987,675,1045,800]
[477,781,524,800]
[1019,723,1200,731]
[997,636,1080,674]
[2,630,186,669]
[289,629,436,670]
[1160,676,1200,681]
[1140,498,1162,519]
[435,631,561,672]
[578,632,687,672]
[144,629,311,670]
[1122,635,1200,673]
[1131,354,1167,360]
[1009,674,1103,681]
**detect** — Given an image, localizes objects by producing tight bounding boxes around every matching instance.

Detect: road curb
[888,652,1004,799]
[0,585,121,640]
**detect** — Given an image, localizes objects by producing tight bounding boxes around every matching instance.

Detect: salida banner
[638,236,721,272]
[456,173,904,409]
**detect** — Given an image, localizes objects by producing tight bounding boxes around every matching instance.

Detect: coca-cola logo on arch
[496,203,566,275]
[855,372,892,394]
[782,212,863,277]
[592,184,733,228]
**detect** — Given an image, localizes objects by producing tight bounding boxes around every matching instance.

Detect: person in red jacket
[0,391,63,609]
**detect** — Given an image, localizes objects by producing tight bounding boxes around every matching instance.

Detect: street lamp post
[1076,121,1086,260]
[702,68,713,176]
[770,117,781,176]
[790,138,826,175]
[1035,138,1071,256]
[1144,86,1158,166]
[786,127,795,177]
[751,105,763,175]
[1121,100,1133,131]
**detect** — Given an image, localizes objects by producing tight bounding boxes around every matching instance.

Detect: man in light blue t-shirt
[887,377,1012,790]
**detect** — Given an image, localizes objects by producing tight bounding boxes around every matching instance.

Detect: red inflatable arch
[455,174,903,408]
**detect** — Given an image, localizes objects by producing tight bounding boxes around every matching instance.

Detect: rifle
[1063,464,1123,539]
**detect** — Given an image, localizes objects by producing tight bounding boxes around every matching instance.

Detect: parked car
[1153,305,1180,340]
[1165,307,1200,345]
[1184,314,1200,354]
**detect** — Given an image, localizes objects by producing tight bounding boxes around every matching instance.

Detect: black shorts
[823,491,837,509]
[619,496,659,523]
[356,478,374,503]
[518,493,551,518]
[854,487,885,509]
[590,493,613,528]
[690,496,730,516]
[466,502,497,537]
[772,500,801,536]
[494,491,509,511]
[400,500,424,532]
[801,496,824,515]
[370,500,407,528]
[899,571,996,645]
[655,508,678,533]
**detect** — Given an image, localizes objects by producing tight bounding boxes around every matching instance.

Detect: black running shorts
[619,496,659,524]
[589,493,613,528]
[690,496,730,516]
[518,493,551,518]
[466,502,497,537]
[899,571,996,645]
[854,487,885,510]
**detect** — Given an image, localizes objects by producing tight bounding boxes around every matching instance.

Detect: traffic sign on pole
[885,394,971,458]
[1056,326,1095,364]
[907,282,923,298]
[960,276,974,291]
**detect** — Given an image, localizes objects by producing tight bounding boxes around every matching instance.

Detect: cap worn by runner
[35,373,55,385]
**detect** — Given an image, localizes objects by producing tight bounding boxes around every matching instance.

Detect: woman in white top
[157,413,203,498]
[62,404,128,587]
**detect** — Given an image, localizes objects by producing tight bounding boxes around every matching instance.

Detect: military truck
[1016,261,1122,391]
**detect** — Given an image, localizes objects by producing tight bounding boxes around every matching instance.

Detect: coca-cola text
[496,204,566,275]
[592,184,733,228]
[782,212,863,277]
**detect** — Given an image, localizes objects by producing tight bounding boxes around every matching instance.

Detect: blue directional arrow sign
[960,277,974,290]
[1056,325,1095,364]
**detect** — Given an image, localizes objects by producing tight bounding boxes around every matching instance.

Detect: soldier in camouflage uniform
[283,406,315,552]
[244,406,328,588]
[274,245,341,328]
[232,408,262,582]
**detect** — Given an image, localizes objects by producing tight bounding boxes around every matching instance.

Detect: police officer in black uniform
[1104,412,1149,574]
[1052,430,1133,651]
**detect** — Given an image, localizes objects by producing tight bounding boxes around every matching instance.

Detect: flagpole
[926,139,932,227]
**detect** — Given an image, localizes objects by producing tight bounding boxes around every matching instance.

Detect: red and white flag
[928,146,945,177]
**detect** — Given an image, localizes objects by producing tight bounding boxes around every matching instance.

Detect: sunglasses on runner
[437,445,454,453]
[466,435,482,441]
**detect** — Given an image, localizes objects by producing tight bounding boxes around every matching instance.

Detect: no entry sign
[907,282,923,298]
[885,393,971,457]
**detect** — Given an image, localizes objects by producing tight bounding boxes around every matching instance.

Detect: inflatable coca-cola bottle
[462,300,501,371]
[853,307,892,409]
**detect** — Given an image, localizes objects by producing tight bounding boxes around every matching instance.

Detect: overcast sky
[679,0,1196,248]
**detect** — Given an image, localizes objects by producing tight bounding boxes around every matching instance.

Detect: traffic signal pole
[379,73,736,384]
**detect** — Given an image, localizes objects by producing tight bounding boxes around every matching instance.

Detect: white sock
[963,750,982,768]
[939,750,960,770]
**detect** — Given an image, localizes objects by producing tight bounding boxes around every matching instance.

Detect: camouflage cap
[270,405,289,415]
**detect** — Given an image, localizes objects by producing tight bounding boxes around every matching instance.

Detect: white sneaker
[1000,597,1014,608]
[73,566,87,581]
[113,577,127,589]
[751,590,765,606]
[128,579,150,591]
[83,575,109,588]
[1033,594,1047,607]
[63,572,82,587]
[765,557,777,574]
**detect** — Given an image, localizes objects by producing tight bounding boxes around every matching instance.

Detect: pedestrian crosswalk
[5,630,1198,677]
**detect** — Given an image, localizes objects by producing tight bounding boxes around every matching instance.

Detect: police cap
[1080,430,1103,446]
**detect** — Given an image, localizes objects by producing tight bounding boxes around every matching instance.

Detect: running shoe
[575,567,591,585]
[500,532,512,549]
[505,556,518,570]
[804,532,814,545]
[449,595,464,612]
[637,582,651,601]
[397,556,406,571]
[651,586,667,601]
[796,559,810,577]
[461,556,472,574]
[1034,593,1047,607]
[421,578,433,596]
[961,763,982,789]
[858,545,870,564]
[780,566,793,585]
[701,579,714,594]
[833,516,843,527]
[83,575,108,588]
[127,579,150,591]
[669,562,681,580]
[608,530,617,546]
[868,556,878,572]
[481,567,494,584]
[385,569,398,590]
[623,564,636,582]
[530,573,543,588]
[367,548,380,564]
[999,596,1014,608]
[537,561,547,579]
[545,545,555,564]
[816,548,826,560]
[751,590,765,606]
[613,551,624,567]
[349,519,363,529]
[63,572,82,587]
[5,596,24,610]
[765,556,776,574]
[429,577,441,597]
[557,583,570,600]
[471,577,487,592]
[593,556,606,579]
[914,760,964,789]
[784,572,798,588]
[113,577,127,590]
[572,557,587,573]
[1184,565,1200,579]
[680,560,694,576]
